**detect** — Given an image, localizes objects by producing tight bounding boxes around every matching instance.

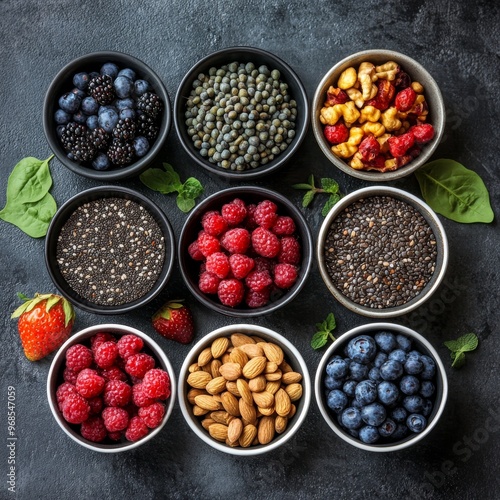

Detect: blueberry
[420,355,436,380]
[378,418,397,438]
[118,67,136,80]
[421,399,433,417]
[406,414,427,433]
[72,111,87,124]
[403,395,424,413]
[120,108,136,120]
[346,335,377,364]
[400,375,420,395]
[374,331,397,353]
[101,62,119,78]
[343,380,357,398]
[396,334,412,352]
[325,375,343,390]
[56,125,65,137]
[349,361,369,381]
[115,98,135,110]
[351,398,363,409]
[391,407,408,423]
[58,92,81,113]
[347,428,359,439]
[98,108,119,132]
[81,96,99,115]
[73,72,89,90]
[326,357,349,379]
[327,389,349,414]
[404,353,423,375]
[420,380,435,398]
[355,380,377,405]
[341,407,363,429]
[86,115,99,130]
[392,423,409,440]
[98,105,118,116]
[133,136,150,157]
[89,71,100,80]
[71,88,86,99]
[92,153,110,171]
[377,381,399,405]
[380,360,403,381]
[374,352,388,368]
[134,79,150,96]
[54,109,71,124]
[359,425,380,444]
[368,367,382,382]
[114,75,133,98]
[361,402,386,427]
[388,349,407,364]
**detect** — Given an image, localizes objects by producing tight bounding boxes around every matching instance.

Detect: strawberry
[11,293,75,361]
[152,300,194,344]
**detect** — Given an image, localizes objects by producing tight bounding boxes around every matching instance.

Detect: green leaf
[311,331,328,350]
[292,183,313,190]
[311,312,337,350]
[451,351,466,368]
[176,194,196,213]
[139,168,179,194]
[181,177,204,200]
[302,190,315,208]
[321,194,341,216]
[163,163,183,190]
[443,340,462,352]
[325,312,336,331]
[415,159,494,223]
[321,178,339,194]
[62,298,75,327]
[308,174,315,188]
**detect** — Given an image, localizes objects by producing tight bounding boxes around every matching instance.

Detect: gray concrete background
[1,1,499,498]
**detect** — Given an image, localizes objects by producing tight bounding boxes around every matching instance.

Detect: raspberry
[253,257,274,274]
[125,353,155,379]
[395,87,417,112]
[87,396,104,415]
[217,278,245,307]
[251,227,280,258]
[63,368,79,385]
[132,383,156,408]
[245,288,271,308]
[94,341,119,369]
[245,270,272,292]
[205,252,230,279]
[197,231,220,257]
[201,210,228,236]
[325,87,348,106]
[62,393,90,424]
[358,135,381,163]
[116,334,144,360]
[138,402,165,429]
[188,240,204,261]
[221,199,247,226]
[388,132,415,158]
[56,382,78,410]
[65,344,93,372]
[220,228,251,254]
[103,380,132,407]
[102,407,129,432]
[410,124,435,144]
[367,80,395,111]
[107,431,122,441]
[277,237,301,265]
[324,123,349,145]
[80,416,107,443]
[125,416,149,442]
[254,200,278,229]
[245,204,258,229]
[198,271,221,294]
[274,263,298,289]
[90,332,115,352]
[271,216,296,236]
[124,403,138,418]
[76,368,105,398]
[229,254,255,279]
[142,369,171,399]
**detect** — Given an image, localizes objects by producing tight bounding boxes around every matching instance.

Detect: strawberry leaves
[11,292,75,327]
[311,312,337,349]
[293,174,342,216]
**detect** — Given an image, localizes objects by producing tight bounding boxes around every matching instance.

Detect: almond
[282,371,303,384]
[252,436,260,446]
[198,347,213,367]
[221,353,232,364]
[257,406,275,416]
[265,380,281,395]
[219,362,242,381]
[265,369,282,382]
[187,388,207,405]
[205,376,227,395]
[227,418,243,443]
[251,335,266,344]
[257,415,275,444]
[193,405,210,416]
[238,424,257,447]
[285,383,303,401]
[239,399,257,425]
[208,423,228,442]
[211,337,230,359]
[279,360,294,374]
[201,418,215,431]
[225,438,239,448]
[210,359,222,378]
[212,394,223,404]
[221,391,241,417]
[275,415,288,434]
[239,343,264,358]
[275,388,292,417]
[260,342,284,365]
[287,404,297,418]
[248,375,267,393]
[231,333,256,347]
[252,390,274,409]
[264,361,278,374]
[225,381,241,397]
[194,394,222,411]
[242,356,267,379]
[188,362,201,373]
[201,364,212,374]
[210,411,234,425]
[236,378,253,406]
[187,371,212,389]
[229,347,249,367]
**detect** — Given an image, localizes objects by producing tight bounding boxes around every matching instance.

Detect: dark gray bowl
[43,51,171,181]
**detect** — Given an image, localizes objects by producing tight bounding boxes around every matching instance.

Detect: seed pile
[324,196,437,308]
[56,198,165,306]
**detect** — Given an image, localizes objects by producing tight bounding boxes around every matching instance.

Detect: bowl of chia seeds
[45,186,175,314]
[174,46,309,179]
[317,186,448,318]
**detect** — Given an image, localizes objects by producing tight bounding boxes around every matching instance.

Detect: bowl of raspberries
[178,186,313,317]
[47,324,176,452]
[43,51,171,180]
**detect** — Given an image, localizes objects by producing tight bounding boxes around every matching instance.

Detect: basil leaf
[140,168,179,194]
[163,163,183,190]
[415,159,494,223]
[182,177,204,200]
[176,194,196,213]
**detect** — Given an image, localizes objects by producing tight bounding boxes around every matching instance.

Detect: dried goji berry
[368,154,386,170]
[388,132,415,158]
[366,80,395,111]
[325,87,348,106]
[410,124,435,144]
[394,71,411,90]
[358,135,380,163]
[395,87,417,112]
[324,123,349,144]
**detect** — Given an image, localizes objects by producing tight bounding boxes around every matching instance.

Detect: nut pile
[186,333,303,448]
[320,60,434,172]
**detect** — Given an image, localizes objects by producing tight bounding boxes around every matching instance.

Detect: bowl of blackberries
[314,323,448,452]
[44,51,171,180]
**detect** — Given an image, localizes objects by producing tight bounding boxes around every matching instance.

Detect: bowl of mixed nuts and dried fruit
[311,50,445,181]
[178,324,311,455]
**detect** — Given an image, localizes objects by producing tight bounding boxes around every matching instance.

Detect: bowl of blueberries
[314,322,448,452]
[43,51,171,180]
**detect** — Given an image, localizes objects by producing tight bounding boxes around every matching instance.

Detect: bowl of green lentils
[174,46,309,179]
[317,186,448,318]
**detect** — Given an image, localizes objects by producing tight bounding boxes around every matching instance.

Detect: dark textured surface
[1,1,499,499]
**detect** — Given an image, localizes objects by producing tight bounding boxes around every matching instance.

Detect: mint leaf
[311,331,328,349]
[176,195,196,213]
[140,168,178,194]
[182,177,204,200]
[325,312,336,331]
[451,351,466,368]
[308,174,315,187]
[443,333,479,368]
[322,194,341,216]
[292,183,313,190]
[293,173,343,217]
[163,163,182,189]
[321,178,339,194]
[454,333,479,352]
[311,312,337,350]
[302,190,315,208]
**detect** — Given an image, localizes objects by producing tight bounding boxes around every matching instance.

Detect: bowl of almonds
[178,324,311,455]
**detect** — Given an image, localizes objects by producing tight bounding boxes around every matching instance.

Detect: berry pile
[188,198,302,308]
[56,332,171,444]
[54,62,163,171]
[323,331,437,445]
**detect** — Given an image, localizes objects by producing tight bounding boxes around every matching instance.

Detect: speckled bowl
[311,49,445,181]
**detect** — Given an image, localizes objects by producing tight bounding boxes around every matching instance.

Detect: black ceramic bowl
[45,186,175,314]
[174,46,309,180]
[178,186,313,317]
[43,51,171,181]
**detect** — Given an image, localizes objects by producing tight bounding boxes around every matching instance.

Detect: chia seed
[56,197,165,306]
[324,196,437,309]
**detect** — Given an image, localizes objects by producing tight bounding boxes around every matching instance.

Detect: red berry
[358,135,381,163]
[116,334,144,360]
[253,257,274,274]
[395,87,417,112]
[388,132,415,158]
[125,415,149,442]
[201,210,228,236]
[107,431,122,441]
[220,228,251,254]
[65,344,93,372]
[274,263,298,289]
[81,416,107,443]
[254,200,278,229]
[99,366,128,382]
[229,254,255,279]
[245,204,258,229]
[251,227,280,258]
[198,271,221,294]
[409,124,435,144]
[94,341,119,369]
[62,393,90,424]
[217,278,245,307]
[75,368,105,398]
[367,154,387,171]
[138,402,165,429]
[205,252,230,279]
[245,270,272,292]
[366,80,395,110]
[102,407,129,432]
[271,216,296,236]
[63,367,79,385]
[90,332,115,352]
[278,237,301,265]
[87,396,104,415]
[132,383,156,408]
[56,382,78,410]
[245,288,271,308]
[142,369,171,400]
[188,240,204,261]
[152,301,194,344]
[197,231,220,257]
[325,87,348,106]
[125,353,156,379]
[103,380,132,407]
[221,199,247,226]
[324,123,349,144]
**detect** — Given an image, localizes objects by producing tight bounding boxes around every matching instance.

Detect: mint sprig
[293,174,342,216]
[443,333,479,368]
[140,163,203,213]
[311,312,337,349]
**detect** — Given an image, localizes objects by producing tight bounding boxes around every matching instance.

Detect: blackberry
[88,74,115,105]
[90,127,110,150]
[60,122,96,162]
[137,113,159,141]
[136,92,163,119]
[112,118,136,141]
[107,138,135,165]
